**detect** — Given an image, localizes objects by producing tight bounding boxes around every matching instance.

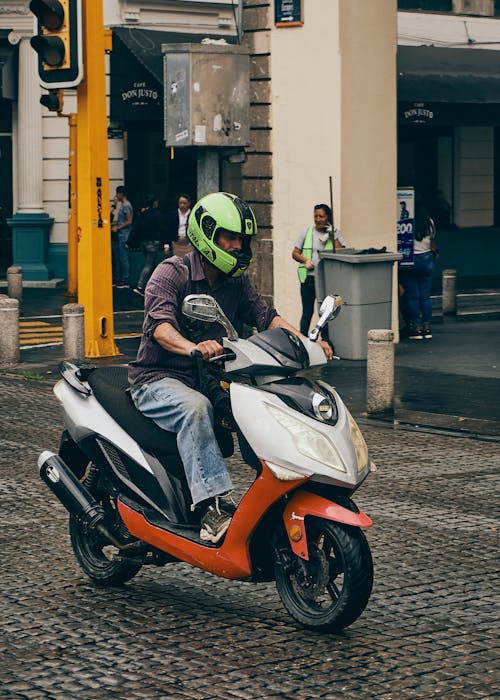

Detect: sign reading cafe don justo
[122,81,159,106]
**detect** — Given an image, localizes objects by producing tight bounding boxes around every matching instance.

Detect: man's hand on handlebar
[193,340,224,361]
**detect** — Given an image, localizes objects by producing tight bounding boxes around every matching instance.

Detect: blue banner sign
[397,187,415,267]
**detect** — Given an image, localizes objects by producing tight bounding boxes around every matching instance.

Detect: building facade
[398,0,500,288]
[0,0,244,281]
[1,0,498,333]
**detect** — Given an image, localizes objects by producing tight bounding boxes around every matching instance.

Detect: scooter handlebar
[190,348,237,363]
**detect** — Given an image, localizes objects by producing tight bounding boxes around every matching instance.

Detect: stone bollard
[63,303,85,360]
[7,266,23,305]
[366,328,394,415]
[0,295,20,364]
[442,269,457,317]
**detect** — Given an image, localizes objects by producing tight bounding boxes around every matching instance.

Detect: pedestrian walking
[111,186,133,288]
[126,194,166,298]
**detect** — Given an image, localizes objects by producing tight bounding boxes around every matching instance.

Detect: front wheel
[274,518,373,631]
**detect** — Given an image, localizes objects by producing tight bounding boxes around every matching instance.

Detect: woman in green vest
[292,203,346,343]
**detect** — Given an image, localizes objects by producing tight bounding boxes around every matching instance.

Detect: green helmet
[187,192,257,278]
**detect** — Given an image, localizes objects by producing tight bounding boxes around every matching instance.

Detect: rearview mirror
[182,294,238,340]
[309,295,343,341]
[318,294,342,320]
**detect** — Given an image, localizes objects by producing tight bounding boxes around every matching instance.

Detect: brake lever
[190,349,236,364]
[208,351,237,363]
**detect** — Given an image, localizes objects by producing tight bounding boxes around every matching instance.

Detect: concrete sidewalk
[2,286,500,439]
[320,317,500,440]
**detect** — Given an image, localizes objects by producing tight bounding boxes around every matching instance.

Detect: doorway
[124,124,197,216]
[398,124,453,227]
[0,100,13,277]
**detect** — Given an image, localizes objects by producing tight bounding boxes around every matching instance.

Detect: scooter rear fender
[283,490,372,561]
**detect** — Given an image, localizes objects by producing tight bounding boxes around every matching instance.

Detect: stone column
[7,266,23,304]
[197,149,220,198]
[7,37,54,281]
[63,303,85,360]
[0,296,20,364]
[366,328,395,415]
[17,38,44,214]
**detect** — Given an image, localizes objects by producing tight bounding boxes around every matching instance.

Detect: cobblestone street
[1,374,499,699]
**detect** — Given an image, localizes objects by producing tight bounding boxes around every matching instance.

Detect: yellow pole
[76,0,119,357]
[66,113,77,299]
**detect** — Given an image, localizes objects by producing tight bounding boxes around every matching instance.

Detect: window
[399,0,500,13]
[398,1,452,10]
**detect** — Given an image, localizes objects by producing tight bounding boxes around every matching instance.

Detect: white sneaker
[199,498,232,543]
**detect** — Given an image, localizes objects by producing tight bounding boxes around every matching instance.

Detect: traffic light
[30,0,83,89]
[40,89,64,112]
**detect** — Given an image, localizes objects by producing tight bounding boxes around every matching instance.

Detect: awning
[398,45,500,103]
[110,28,237,122]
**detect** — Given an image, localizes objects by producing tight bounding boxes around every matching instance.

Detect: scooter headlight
[266,403,346,472]
[312,392,334,422]
[347,410,369,473]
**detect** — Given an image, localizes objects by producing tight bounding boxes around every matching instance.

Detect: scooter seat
[86,366,233,460]
[87,366,180,455]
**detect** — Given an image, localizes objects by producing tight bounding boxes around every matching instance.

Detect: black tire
[275,518,373,631]
[67,463,142,585]
[69,515,142,585]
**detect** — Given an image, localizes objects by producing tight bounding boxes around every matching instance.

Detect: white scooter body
[54,380,154,472]
[222,336,370,489]
[53,294,370,495]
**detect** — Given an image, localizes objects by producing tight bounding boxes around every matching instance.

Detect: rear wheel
[275,518,373,631]
[69,515,142,585]
[69,467,142,586]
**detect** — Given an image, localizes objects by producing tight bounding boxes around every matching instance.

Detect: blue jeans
[403,251,434,327]
[112,230,130,284]
[130,377,233,506]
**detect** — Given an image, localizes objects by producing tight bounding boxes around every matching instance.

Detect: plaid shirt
[128,251,278,388]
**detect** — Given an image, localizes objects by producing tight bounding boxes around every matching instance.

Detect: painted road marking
[20,321,63,346]
[20,331,141,350]
[19,315,142,348]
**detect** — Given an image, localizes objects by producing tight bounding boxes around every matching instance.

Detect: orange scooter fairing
[282,491,373,560]
[117,461,307,581]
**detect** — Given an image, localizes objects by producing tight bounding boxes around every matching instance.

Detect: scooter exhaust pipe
[38,451,122,547]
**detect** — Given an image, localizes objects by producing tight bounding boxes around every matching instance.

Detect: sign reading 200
[397,221,413,235]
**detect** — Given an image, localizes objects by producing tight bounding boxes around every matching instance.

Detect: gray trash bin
[316,249,402,360]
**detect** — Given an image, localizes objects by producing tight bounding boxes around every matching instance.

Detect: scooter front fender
[283,490,372,561]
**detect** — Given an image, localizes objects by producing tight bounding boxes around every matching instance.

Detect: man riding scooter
[128,192,333,543]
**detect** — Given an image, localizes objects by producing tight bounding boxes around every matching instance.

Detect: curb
[359,408,500,443]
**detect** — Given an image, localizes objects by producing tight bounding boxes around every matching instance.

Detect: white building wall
[272,0,397,329]
[271,1,341,326]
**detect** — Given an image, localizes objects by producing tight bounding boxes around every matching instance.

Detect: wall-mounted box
[162,43,249,148]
